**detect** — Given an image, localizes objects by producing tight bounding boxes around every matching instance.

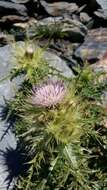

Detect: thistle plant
[6,44,107,190]
[11,42,50,84]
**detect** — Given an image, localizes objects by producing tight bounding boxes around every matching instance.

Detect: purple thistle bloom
[30,80,66,107]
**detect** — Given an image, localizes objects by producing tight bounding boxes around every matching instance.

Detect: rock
[92,50,107,126]
[74,28,107,63]
[0,15,28,25]
[3,0,30,2]
[11,0,30,3]
[91,51,107,84]
[0,33,9,46]
[80,12,92,24]
[38,16,62,24]
[92,51,107,72]
[0,45,13,79]
[40,0,79,17]
[0,42,25,103]
[0,42,24,190]
[13,22,29,29]
[44,50,74,78]
[93,0,107,26]
[96,0,107,10]
[79,12,94,29]
[70,0,100,14]
[94,9,107,20]
[13,17,37,31]
[101,90,107,109]
[49,40,79,58]
[90,52,107,120]
[0,121,17,190]
[0,1,28,17]
[60,19,87,42]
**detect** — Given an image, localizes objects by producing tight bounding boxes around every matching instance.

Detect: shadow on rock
[0,143,29,190]
[0,104,16,142]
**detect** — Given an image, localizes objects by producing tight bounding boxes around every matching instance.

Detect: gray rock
[0,42,24,190]
[11,0,30,3]
[60,18,87,42]
[80,12,92,24]
[94,9,107,20]
[0,121,17,190]
[44,51,74,78]
[101,91,107,109]
[91,51,107,84]
[94,0,107,20]
[40,0,78,17]
[0,44,13,79]
[74,28,107,63]
[96,0,107,10]
[38,17,63,24]
[0,33,9,46]
[0,15,29,24]
[0,1,28,17]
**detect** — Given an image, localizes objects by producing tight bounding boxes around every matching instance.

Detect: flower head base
[30,80,66,107]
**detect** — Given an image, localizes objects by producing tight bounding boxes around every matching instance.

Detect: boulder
[0,1,28,17]
[40,0,79,17]
[44,50,74,78]
[80,12,92,24]
[0,15,28,25]
[0,42,24,190]
[96,0,107,10]
[74,28,107,63]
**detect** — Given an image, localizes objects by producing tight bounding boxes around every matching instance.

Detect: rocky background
[0,0,107,189]
[0,0,107,63]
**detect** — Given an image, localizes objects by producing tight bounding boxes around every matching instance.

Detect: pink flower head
[30,80,66,107]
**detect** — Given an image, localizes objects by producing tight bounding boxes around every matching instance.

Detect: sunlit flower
[30,80,66,107]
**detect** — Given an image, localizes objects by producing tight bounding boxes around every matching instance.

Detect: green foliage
[11,42,51,84]
[74,65,106,101]
[33,23,68,40]
[11,41,66,86]
[7,52,107,190]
